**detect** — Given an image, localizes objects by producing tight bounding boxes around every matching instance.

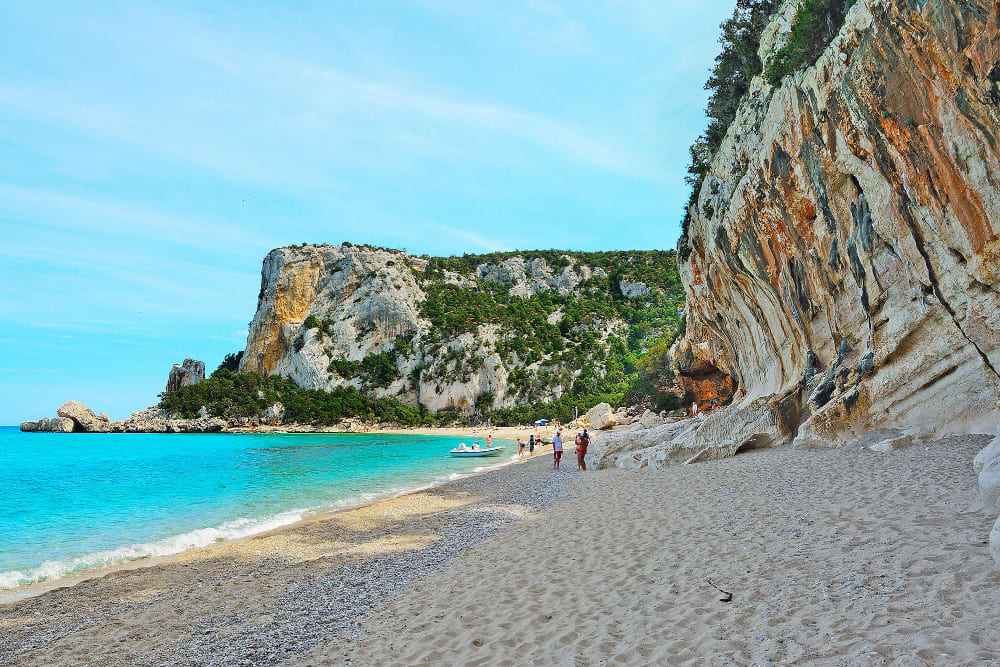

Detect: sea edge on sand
[0,428,565,605]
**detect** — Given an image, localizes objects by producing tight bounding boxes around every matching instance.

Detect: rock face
[618,279,650,299]
[239,244,681,415]
[111,407,227,433]
[675,0,1000,449]
[585,403,616,430]
[590,401,795,470]
[56,400,111,433]
[20,417,75,432]
[166,359,206,393]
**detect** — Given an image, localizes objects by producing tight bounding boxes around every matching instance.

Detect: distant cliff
[239,244,684,416]
[678,0,1000,445]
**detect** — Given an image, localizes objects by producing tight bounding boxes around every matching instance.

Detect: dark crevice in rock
[898,195,1000,378]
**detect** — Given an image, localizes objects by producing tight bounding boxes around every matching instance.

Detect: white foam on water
[0,441,523,594]
[0,509,307,591]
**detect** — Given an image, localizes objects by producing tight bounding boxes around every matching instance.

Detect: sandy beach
[3,436,999,665]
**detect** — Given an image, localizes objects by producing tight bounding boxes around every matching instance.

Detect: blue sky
[0,0,734,423]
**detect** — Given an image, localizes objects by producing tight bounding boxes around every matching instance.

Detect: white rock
[974,435,1000,474]
[991,515,1000,568]
[637,409,667,429]
[619,279,651,298]
[585,402,616,430]
[166,359,205,392]
[57,400,111,433]
[869,434,913,452]
[979,457,1000,512]
[20,417,75,432]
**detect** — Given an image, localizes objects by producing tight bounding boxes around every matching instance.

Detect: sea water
[0,426,515,593]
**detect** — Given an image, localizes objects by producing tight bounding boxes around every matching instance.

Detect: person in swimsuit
[517,438,525,457]
[552,430,563,469]
[528,434,535,457]
[575,429,589,471]
[486,434,493,448]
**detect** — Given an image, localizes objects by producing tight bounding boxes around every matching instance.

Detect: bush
[160,369,445,426]
[679,0,781,258]
[765,0,855,85]
[303,315,321,329]
[215,351,244,374]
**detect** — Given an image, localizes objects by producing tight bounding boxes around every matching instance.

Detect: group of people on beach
[516,428,589,471]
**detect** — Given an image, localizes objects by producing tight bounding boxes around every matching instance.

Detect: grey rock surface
[20,417,75,432]
[166,359,206,393]
[57,400,111,433]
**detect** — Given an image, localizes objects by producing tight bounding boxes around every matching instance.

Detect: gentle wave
[0,509,307,590]
[0,451,522,592]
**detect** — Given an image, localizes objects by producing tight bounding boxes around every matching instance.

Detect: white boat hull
[449,446,505,457]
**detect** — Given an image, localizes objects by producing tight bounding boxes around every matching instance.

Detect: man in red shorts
[552,429,563,469]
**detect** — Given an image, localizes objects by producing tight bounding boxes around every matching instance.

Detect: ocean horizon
[0,426,516,594]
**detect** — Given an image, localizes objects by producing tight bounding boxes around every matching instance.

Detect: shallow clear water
[0,426,514,591]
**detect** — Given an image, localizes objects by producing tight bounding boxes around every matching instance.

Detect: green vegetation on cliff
[165,247,686,427]
[413,249,684,414]
[680,0,854,260]
[766,0,856,85]
[680,0,780,261]
[160,369,441,426]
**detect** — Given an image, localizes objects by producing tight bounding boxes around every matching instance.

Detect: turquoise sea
[0,426,514,593]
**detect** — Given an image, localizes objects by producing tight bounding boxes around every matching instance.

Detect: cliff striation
[674,0,1000,447]
[239,244,684,416]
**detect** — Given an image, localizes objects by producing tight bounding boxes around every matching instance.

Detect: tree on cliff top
[680,0,780,260]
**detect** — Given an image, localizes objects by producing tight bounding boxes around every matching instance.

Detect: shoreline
[1,445,578,664]
[3,437,997,663]
[0,432,557,605]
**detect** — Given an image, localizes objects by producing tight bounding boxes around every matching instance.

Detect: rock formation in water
[56,400,112,433]
[19,417,75,432]
[239,244,683,415]
[166,359,206,393]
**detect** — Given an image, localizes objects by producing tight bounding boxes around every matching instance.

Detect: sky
[0,0,735,424]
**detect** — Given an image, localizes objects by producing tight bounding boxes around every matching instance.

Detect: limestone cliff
[677,0,1000,446]
[240,244,683,415]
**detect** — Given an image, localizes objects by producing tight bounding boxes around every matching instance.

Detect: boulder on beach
[20,417,75,432]
[974,436,1000,474]
[57,400,111,433]
[869,434,913,453]
[166,358,206,393]
[992,516,1000,568]
[637,409,666,430]
[585,402,616,430]
[979,457,1000,513]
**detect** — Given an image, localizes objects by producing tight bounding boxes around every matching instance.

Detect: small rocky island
[20,359,227,433]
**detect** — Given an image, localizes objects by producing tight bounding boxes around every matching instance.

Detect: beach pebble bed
[0,451,583,665]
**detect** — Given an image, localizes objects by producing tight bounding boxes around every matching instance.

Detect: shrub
[214,351,244,374]
[680,0,781,258]
[303,315,321,329]
[765,0,856,86]
[160,369,445,426]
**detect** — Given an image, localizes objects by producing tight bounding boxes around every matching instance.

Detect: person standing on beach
[575,429,589,471]
[691,401,698,417]
[528,434,535,457]
[517,438,525,457]
[552,430,563,469]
